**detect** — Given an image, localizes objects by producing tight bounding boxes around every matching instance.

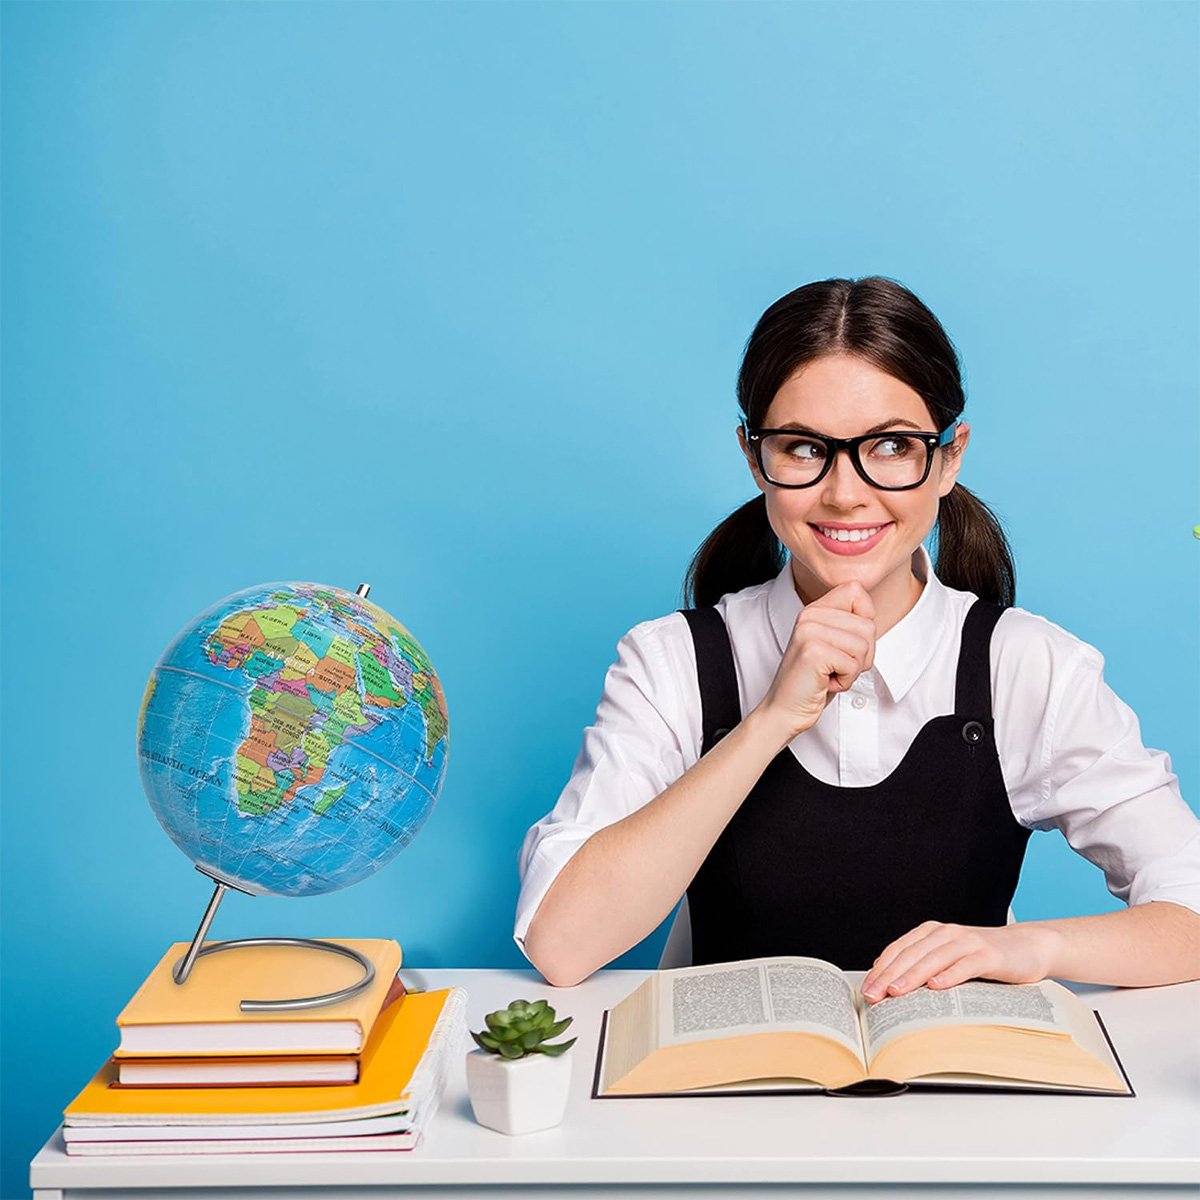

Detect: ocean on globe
[137,582,449,897]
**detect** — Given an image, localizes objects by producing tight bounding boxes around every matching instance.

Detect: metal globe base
[172,866,376,1012]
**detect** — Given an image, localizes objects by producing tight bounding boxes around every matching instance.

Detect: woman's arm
[522,705,794,987]
[1038,899,1200,985]
[860,900,1200,1001]
[859,616,1200,1002]
[523,581,879,987]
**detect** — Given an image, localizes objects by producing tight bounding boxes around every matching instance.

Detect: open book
[592,957,1132,1098]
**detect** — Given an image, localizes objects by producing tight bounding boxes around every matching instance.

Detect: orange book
[114,939,403,1057]
[66,987,465,1126]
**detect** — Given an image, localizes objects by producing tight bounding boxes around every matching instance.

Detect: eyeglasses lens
[758,434,929,489]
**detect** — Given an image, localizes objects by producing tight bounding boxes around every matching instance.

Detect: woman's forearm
[522,707,796,987]
[859,901,1200,1003]
[1034,900,1200,987]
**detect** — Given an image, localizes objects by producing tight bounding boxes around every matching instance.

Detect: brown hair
[684,276,1015,608]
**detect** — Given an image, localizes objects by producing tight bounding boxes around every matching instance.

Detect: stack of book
[62,938,467,1155]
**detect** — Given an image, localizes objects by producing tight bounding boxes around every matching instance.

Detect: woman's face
[738,352,969,628]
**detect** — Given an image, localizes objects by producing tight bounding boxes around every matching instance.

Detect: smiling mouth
[811,525,888,544]
[809,523,893,553]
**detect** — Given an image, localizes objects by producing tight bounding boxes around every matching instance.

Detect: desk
[30,968,1200,1199]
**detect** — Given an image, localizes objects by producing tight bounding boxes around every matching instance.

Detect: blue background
[3,1,1197,1191]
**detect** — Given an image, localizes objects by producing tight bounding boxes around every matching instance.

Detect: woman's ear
[935,421,970,498]
[737,424,768,495]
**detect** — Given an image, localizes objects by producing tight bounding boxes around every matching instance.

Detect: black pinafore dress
[680,598,1031,971]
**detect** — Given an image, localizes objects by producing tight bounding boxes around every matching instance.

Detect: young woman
[514,276,1200,996]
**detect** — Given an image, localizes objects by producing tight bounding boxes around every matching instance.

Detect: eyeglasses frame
[742,422,958,491]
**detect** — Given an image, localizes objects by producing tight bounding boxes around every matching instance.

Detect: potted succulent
[466,998,577,1135]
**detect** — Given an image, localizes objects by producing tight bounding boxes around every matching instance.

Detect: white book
[65,1130,420,1156]
[117,1056,359,1087]
[63,1109,416,1143]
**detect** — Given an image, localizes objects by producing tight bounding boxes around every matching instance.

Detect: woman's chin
[791,559,879,601]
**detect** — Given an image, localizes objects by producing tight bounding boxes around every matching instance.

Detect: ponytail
[931,483,1016,608]
[684,495,784,608]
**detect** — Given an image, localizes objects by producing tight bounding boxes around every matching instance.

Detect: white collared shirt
[513,546,1200,959]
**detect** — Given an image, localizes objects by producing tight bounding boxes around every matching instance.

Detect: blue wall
[3,1,1197,1191]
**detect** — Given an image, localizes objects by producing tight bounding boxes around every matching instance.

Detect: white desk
[30,968,1200,1199]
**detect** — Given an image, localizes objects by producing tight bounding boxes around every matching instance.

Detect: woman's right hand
[753,581,878,741]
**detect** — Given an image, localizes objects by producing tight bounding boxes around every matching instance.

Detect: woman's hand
[753,581,877,740]
[861,920,1062,1002]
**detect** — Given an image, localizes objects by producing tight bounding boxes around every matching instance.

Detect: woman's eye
[870,436,915,458]
[783,438,825,460]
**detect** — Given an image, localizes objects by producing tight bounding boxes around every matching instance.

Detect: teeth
[816,525,884,543]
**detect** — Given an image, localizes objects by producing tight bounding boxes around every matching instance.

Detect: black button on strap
[712,727,731,743]
[961,720,985,745]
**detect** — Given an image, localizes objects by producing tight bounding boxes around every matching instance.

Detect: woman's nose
[820,448,871,509]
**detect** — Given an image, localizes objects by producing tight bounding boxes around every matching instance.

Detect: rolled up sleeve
[1024,642,1200,917]
[513,616,696,962]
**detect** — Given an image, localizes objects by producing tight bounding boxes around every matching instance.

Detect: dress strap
[678,608,741,756]
[953,599,1008,719]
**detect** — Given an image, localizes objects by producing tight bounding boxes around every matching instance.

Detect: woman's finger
[878,944,992,998]
[788,630,869,686]
[794,607,878,642]
[863,922,948,997]
[815,645,865,693]
[790,609,874,654]
[864,934,961,1000]
[794,615,875,668]
[810,580,876,622]
[927,953,992,989]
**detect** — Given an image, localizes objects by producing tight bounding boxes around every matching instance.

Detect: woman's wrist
[1019,921,1066,981]
[743,703,806,755]
[1020,904,1200,988]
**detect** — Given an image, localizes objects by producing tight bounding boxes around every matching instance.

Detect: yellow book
[66,987,466,1126]
[114,939,402,1057]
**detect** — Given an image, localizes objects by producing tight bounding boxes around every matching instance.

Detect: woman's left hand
[861,920,1061,1003]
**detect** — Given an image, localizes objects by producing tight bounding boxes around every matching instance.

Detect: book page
[859,980,1073,1061]
[598,975,660,1096]
[658,956,863,1061]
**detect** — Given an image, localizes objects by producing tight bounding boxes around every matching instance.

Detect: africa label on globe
[137,583,449,897]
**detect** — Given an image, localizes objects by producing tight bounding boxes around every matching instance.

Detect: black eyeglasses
[743,424,957,491]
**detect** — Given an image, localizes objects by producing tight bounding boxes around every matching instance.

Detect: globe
[137,582,449,898]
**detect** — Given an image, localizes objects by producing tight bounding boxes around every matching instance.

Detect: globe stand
[172,867,376,1012]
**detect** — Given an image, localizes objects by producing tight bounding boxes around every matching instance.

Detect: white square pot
[465,1048,573,1135]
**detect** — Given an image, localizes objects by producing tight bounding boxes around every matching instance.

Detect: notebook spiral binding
[400,987,469,1137]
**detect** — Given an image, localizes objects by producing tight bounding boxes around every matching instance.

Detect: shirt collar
[766,543,949,704]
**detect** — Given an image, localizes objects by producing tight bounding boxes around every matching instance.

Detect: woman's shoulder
[993,602,1103,668]
[982,601,1106,714]
[612,577,777,676]
[619,577,776,642]
[933,573,1101,669]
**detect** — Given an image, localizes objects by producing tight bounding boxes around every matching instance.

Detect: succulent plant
[470,998,576,1060]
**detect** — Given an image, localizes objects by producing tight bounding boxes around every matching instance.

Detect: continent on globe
[205,592,446,817]
[137,583,449,898]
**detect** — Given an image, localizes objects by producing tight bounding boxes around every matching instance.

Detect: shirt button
[851,694,867,710]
